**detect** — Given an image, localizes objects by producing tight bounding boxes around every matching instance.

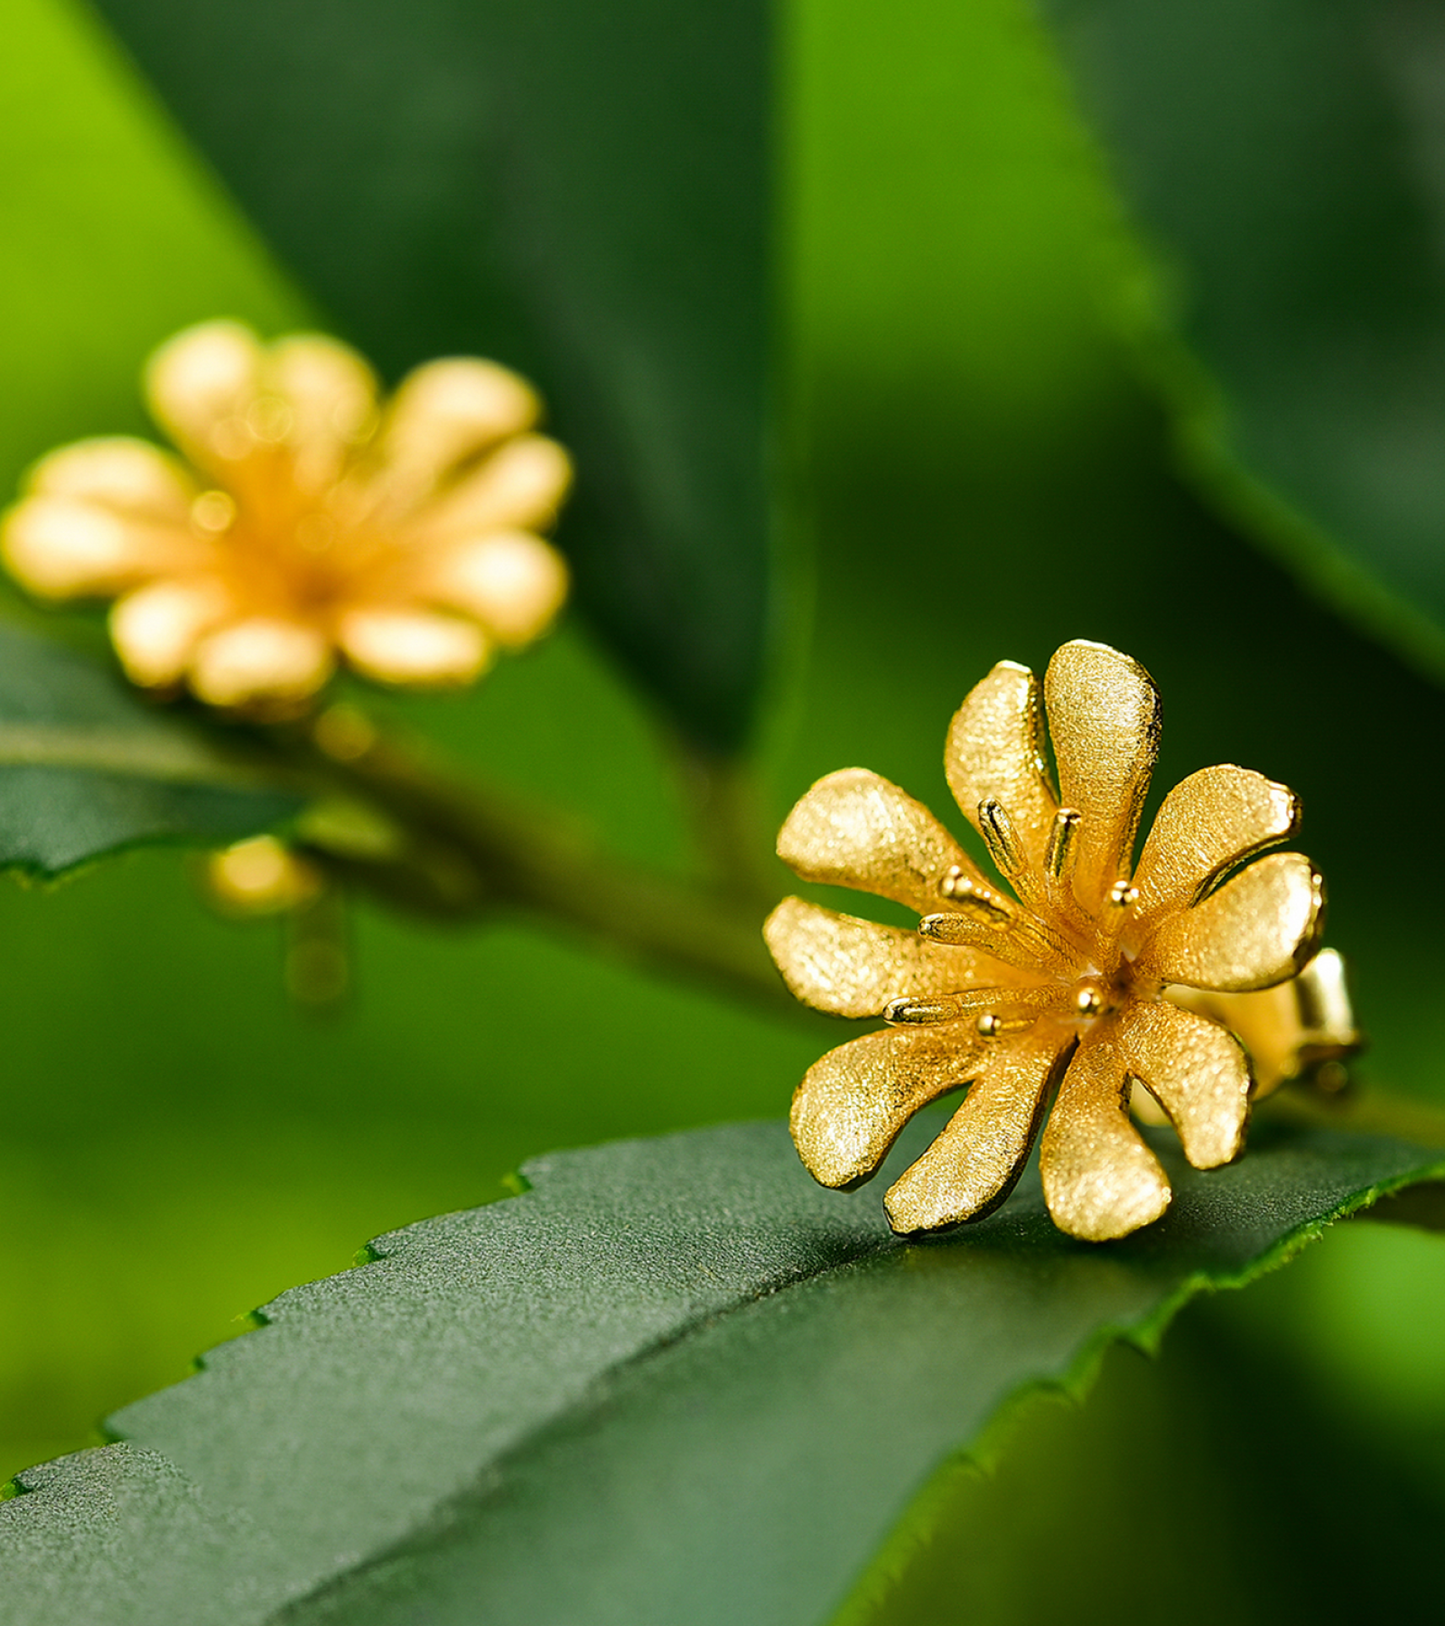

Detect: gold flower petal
[1,497,202,599]
[145,321,263,472]
[1168,948,1360,1097]
[379,358,541,496]
[423,531,569,646]
[792,1026,981,1188]
[336,607,491,687]
[777,767,983,915]
[883,1027,1066,1232]
[944,659,1058,871]
[1040,1033,1171,1241]
[1130,764,1299,932]
[415,435,573,538]
[1136,851,1324,993]
[26,437,196,523]
[1117,1000,1250,1169]
[189,616,334,711]
[1043,640,1160,909]
[764,896,1019,1018]
[110,577,234,688]
[266,335,379,493]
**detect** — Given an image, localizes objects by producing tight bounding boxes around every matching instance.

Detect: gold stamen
[1107,880,1139,910]
[977,798,1024,876]
[976,1010,1036,1039]
[1045,808,1081,882]
[935,871,1015,928]
[1074,983,1104,1018]
[885,995,967,1026]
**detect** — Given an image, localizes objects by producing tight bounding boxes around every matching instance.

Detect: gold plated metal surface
[768,638,1356,1243]
[1,322,571,714]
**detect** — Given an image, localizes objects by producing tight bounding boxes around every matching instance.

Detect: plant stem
[278,711,794,1012]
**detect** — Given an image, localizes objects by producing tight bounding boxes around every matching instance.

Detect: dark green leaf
[0,621,300,873]
[86,0,772,752]
[1035,0,1445,678]
[2,1117,1439,1624]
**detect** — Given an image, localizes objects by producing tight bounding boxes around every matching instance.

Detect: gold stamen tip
[1045,807,1080,881]
[1107,881,1139,910]
[976,798,1024,876]
[919,912,968,944]
[976,1012,1002,1039]
[1074,983,1104,1018]
[885,996,956,1026]
[938,865,970,899]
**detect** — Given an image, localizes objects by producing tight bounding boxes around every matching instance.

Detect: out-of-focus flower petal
[413,436,572,537]
[145,321,263,471]
[884,1027,1067,1231]
[1043,640,1160,909]
[423,530,568,645]
[778,767,984,915]
[189,616,334,711]
[26,437,196,523]
[2,497,202,599]
[944,660,1058,873]
[266,334,378,494]
[764,896,1020,1018]
[336,606,491,687]
[1040,1033,1171,1241]
[111,576,234,688]
[791,1026,982,1189]
[1136,851,1324,993]
[1117,1000,1250,1168]
[378,358,540,496]
[1130,764,1299,934]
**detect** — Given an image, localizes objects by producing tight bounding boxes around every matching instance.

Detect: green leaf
[1034,0,1445,680]
[3,1118,1439,1623]
[0,622,300,874]
[86,0,772,753]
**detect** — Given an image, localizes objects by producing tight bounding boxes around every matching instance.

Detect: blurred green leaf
[1035,0,1445,681]
[3,1119,1439,1624]
[87,0,773,753]
[0,622,298,874]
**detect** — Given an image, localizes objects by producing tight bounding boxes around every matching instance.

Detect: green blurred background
[4,0,1445,1617]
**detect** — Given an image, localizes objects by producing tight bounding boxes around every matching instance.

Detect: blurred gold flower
[1,321,571,715]
[766,639,1348,1242]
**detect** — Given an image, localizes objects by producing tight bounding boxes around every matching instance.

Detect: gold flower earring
[766,639,1357,1242]
[2,321,570,716]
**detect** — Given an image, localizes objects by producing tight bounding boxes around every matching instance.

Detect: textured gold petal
[110,577,234,688]
[189,617,334,711]
[266,334,378,493]
[791,1026,979,1189]
[145,321,263,471]
[1167,948,1360,1097]
[422,531,569,645]
[412,436,572,537]
[378,358,540,498]
[1,497,202,599]
[777,767,983,915]
[883,1027,1066,1232]
[1043,640,1161,909]
[764,896,1018,1018]
[1040,1032,1171,1241]
[1117,1000,1250,1169]
[944,660,1058,871]
[1130,764,1299,933]
[1135,851,1324,993]
[26,437,196,523]
[336,607,491,687]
